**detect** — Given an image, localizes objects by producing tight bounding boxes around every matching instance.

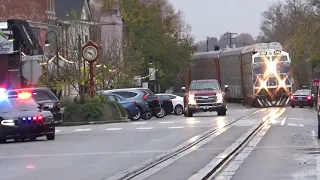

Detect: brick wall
[0,0,51,23]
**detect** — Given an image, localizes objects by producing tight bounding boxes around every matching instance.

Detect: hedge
[61,94,128,123]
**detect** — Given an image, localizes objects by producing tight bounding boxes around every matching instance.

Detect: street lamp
[45,31,59,76]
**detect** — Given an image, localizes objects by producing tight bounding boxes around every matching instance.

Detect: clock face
[83,46,98,61]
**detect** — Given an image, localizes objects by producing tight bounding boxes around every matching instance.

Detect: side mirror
[224,85,229,91]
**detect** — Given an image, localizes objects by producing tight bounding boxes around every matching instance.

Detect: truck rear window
[190,81,220,90]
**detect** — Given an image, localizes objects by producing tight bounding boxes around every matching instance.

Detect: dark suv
[7,88,62,124]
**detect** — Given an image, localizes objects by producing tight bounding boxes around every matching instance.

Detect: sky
[169,0,279,42]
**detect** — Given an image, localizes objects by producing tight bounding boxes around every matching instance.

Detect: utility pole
[206,36,209,52]
[224,32,237,48]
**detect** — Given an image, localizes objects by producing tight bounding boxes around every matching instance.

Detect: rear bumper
[187,103,226,113]
[1,123,55,139]
[290,100,312,106]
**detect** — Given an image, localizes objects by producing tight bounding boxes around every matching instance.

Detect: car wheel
[174,105,183,115]
[131,110,141,121]
[29,136,37,141]
[46,133,55,140]
[299,105,303,108]
[155,107,166,118]
[217,108,227,116]
[291,105,295,108]
[0,133,6,144]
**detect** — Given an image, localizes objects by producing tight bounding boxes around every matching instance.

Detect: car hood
[0,111,46,120]
[189,90,222,96]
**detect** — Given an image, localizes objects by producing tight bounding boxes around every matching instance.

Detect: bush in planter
[62,95,125,123]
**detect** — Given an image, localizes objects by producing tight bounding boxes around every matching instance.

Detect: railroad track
[106,107,285,180]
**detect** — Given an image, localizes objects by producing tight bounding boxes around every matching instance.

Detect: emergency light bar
[0,88,7,101]
[17,92,32,99]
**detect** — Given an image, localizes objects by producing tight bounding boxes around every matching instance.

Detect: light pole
[44,31,59,76]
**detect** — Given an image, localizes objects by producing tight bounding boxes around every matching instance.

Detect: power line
[224,32,237,48]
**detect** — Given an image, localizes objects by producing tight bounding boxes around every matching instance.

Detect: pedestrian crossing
[55,117,311,134]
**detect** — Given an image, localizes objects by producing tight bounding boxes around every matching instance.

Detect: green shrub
[63,103,83,121]
[98,93,107,104]
[81,102,103,118]
[106,101,127,118]
[89,95,101,103]
[60,98,73,107]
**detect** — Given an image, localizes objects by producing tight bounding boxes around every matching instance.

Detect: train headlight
[267,61,277,74]
[260,80,266,88]
[279,80,285,87]
[188,94,196,105]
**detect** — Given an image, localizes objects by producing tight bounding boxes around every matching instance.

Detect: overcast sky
[169,0,279,42]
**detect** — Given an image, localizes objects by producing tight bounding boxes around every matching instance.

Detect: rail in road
[105,107,285,180]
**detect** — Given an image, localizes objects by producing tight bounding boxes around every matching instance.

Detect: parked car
[157,93,184,115]
[6,87,62,124]
[103,93,141,121]
[102,89,153,120]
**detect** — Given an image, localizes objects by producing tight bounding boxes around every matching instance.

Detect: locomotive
[187,42,293,107]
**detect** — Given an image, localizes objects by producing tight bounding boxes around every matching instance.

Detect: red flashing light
[290,95,294,100]
[307,96,311,100]
[18,92,32,99]
[132,101,137,106]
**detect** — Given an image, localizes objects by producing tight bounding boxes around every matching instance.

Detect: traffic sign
[22,60,43,84]
[21,55,44,61]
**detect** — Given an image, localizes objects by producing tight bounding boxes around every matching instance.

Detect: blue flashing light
[28,117,31,120]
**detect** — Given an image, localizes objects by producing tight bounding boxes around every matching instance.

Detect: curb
[59,119,130,126]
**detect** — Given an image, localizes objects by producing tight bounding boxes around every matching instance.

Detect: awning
[7,19,43,54]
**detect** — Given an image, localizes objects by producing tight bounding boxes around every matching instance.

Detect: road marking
[168,126,184,129]
[311,130,320,180]
[136,127,153,130]
[215,124,272,180]
[131,122,147,125]
[288,123,297,127]
[186,120,200,124]
[158,121,174,124]
[105,128,122,131]
[280,118,286,126]
[298,124,304,127]
[74,129,91,132]
[289,118,303,120]
[55,130,61,133]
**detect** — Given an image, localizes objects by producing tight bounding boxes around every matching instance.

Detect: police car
[0,88,55,143]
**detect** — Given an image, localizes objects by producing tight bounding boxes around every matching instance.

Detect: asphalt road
[0,104,317,180]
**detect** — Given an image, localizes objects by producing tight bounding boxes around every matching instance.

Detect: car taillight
[156,97,160,101]
[307,96,311,100]
[168,99,172,102]
[290,95,294,100]
[142,95,147,100]
[132,101,137,105]
[56,102,61,108]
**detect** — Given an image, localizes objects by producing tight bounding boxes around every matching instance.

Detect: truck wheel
[184,108,193,117]
[217,109,227,116]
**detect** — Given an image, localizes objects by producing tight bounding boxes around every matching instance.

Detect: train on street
[186,42,293,107]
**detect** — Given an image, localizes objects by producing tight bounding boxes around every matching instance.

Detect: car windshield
[0,98,39,113]
[294,89,311,95]
[190,81,220,90]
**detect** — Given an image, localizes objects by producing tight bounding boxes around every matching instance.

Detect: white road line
[168,126,184,129]
[186,120,201,124]
[311,130,320,180]
[131,122,147,125]
[216,124,272,179]
[280,118,286,126]
[288,123,297,127]
[55,130,61,133]
[158,121,174,124]
[74,129,91,132]
[136,127,153,130]
[298,124,304,127]
[289,118,303,120]
[105,128,122,131]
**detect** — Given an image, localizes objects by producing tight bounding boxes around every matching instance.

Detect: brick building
[0,0,57,88]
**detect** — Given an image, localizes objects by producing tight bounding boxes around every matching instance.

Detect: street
[0,104,319,180]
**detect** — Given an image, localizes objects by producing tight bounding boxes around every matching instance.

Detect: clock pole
[82,40,99,98]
